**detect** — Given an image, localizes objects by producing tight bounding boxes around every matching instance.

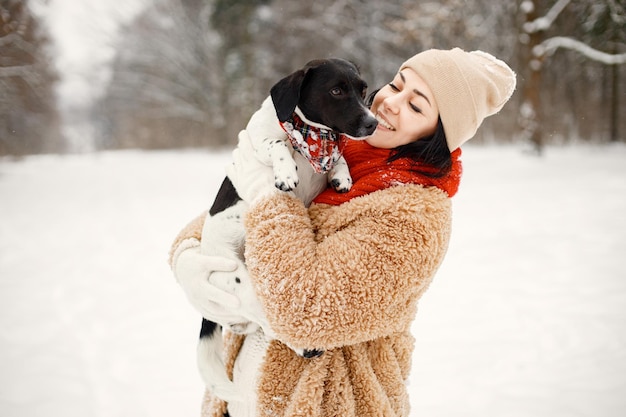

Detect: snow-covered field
[1,144,625,417]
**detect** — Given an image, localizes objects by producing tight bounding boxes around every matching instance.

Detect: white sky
[42,0,146,108]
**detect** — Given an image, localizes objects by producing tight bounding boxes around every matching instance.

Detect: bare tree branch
[523,0,571,33]
[536,36,626,65]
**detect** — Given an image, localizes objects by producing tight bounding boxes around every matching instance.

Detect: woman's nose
[383,95,399,114]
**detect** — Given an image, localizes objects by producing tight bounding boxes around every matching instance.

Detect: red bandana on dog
[280,112,348,174]
[313,140,462,206]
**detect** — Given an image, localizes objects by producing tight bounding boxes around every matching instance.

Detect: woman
[170,48,516,417]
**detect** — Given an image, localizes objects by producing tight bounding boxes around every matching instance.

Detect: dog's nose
[362,114,378,136]
[364,117,378,132]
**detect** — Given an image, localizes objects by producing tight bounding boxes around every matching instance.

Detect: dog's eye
[361,87,367,99]
[330,87,342,96]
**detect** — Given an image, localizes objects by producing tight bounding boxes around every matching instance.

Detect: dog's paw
[210,382,242,403]
[228,321,260,335]
[275,177,299,191]
[330,176,352,193]
[274,161,299,191]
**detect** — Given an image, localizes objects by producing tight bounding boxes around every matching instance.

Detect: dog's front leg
[260,137,299,191]
[246,96,300,191]
[328,156,352,193]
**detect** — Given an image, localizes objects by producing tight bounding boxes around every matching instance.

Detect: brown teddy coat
[171,183,452,417]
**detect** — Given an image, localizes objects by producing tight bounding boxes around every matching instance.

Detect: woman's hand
[174,242,245,322]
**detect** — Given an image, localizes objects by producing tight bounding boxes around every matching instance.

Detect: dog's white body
[198,201,263,402]
[246,96,353,203]
[198,96,353,401]
[195,57,377,402]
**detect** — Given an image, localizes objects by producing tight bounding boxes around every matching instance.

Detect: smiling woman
[169,48,517,417]
[367,69,440,149]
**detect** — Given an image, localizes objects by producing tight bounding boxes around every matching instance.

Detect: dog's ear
[348,60,362,74]
[270,69,306,122]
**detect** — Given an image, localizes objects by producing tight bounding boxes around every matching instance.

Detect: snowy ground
[1,144,625,417]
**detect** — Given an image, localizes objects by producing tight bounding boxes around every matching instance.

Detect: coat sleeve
[168,211,207,268]
[244,185,452,351]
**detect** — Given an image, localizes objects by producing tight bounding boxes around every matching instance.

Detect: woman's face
[366,68,440,149]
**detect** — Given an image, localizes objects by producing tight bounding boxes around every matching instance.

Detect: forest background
[1,0,625,156]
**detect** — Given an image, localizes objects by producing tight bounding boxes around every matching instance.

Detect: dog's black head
[270,58,378,139]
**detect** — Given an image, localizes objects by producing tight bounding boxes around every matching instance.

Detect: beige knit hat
[400,48,516,151]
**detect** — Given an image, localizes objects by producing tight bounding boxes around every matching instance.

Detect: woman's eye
[410,103,421,113]
[388,82,400,91]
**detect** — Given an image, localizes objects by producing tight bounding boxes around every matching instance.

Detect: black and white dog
[198,58,377,401]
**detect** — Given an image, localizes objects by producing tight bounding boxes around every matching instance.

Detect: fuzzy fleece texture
[243,184,451,417]
[168,211,206,267]
[245,185,452,352]
[170,182,452,417]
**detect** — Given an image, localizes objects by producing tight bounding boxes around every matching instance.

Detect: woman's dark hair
[366,88,453,178]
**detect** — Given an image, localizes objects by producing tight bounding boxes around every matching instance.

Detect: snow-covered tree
[0,0,62,155]
[94,0,623,150]
[94,0,225,149]
[519,0,626,151]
